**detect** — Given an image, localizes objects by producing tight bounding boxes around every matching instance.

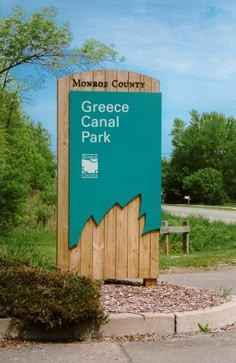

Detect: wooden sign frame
[57,70,161,285]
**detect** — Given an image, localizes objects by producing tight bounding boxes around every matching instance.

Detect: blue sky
[1,0,236,156]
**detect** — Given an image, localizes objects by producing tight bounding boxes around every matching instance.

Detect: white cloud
[66,1,236,82]
[2,0,236,155]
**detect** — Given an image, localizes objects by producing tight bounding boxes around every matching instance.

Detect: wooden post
[144,278,157,287]
[183,220,189,254]
[162,220,169,256]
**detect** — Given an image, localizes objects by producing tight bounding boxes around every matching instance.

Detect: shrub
[183,168,226,205]
[0,254,106,329]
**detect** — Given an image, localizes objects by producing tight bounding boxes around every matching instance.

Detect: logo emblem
[81,154,98,178]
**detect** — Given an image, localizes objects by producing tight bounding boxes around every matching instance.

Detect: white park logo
[81,154,98,178]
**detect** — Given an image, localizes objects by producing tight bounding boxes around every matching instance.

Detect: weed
[216,286,233,297]
[198,323,211,334]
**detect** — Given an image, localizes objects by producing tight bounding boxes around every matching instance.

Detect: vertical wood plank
[77,244,81,274]
[116,206,128,278]
[150,230,159,278]
[69,246,79,272]
[141,74,152,92]
[69,74,81,91]
[116,70,129,92]
[80,71,94,91]
[94,70,106,91]
[127,196,140,277]
[80,218,94,277]
[162,220,169,256]
[69,243,81,274]
[152,78,160,92]
[183,220,190,255]
[57,76,70,270]
[104,206,117,278]
[139,215,151,278]
[113,71,129,278]
[115,71,134,278]
[113,70,129,277]
[106,70,117,91]
[92,219,105,279]
[128,72,141,93]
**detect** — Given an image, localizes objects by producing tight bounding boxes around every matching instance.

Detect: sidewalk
[0,329,236,363]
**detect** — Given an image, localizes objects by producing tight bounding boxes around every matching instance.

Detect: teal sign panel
[69,91,161,248]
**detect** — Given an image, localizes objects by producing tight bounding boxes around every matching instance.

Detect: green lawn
[168,203,236,211]
[0,229,56,269]
[1,210,236,272]
[160,249,236,271]
[160,211,236,270]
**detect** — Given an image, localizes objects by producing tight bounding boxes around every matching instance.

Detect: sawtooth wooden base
[68,196,159,280]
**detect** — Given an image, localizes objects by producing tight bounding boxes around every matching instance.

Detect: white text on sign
[80,100,130,143]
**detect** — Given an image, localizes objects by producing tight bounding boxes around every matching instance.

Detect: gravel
[0,281,233,346]
[101,281,231,314]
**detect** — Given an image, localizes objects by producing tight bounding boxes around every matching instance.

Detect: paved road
[1,268,236,363]
[160,267,236,294]
[162,205,236,223]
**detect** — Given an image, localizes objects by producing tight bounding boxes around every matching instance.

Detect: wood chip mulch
[101,280,231,314]
[0,280,233,346]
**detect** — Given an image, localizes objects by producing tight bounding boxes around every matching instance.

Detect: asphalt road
[160,267,236,294]
[162,205,236,223]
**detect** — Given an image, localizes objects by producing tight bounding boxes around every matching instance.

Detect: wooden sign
[57,70,161,285]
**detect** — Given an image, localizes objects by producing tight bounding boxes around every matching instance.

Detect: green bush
[183,168,226,205]
[0,254,106,329]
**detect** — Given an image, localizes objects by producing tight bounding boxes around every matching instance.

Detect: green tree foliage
[165,110,236,203]
[0,6,123,89]
[161,158,170,199]
[0,6,123,229]
[0,87,56,229]
[183,168,226,205]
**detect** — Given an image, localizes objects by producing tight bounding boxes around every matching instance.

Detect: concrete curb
[0,296,236,340]
[175,295,236,333]
[101,312,175,336]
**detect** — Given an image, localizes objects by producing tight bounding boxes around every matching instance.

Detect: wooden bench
[160,220,190,256]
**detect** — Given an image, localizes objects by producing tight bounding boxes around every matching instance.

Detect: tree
[0,6,124,229]
[165,110,236,203]
[161,158,170,200]
[0,6,124,89]
[0,89,56,229]
[183,168,226,205]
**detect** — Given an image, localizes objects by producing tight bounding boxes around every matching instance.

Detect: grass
[160,249,236,270]
[167,203,236,211]
[160,211,236,270]
[216,287,233,297]
[0,209,236,272]
[0,229,56,270]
